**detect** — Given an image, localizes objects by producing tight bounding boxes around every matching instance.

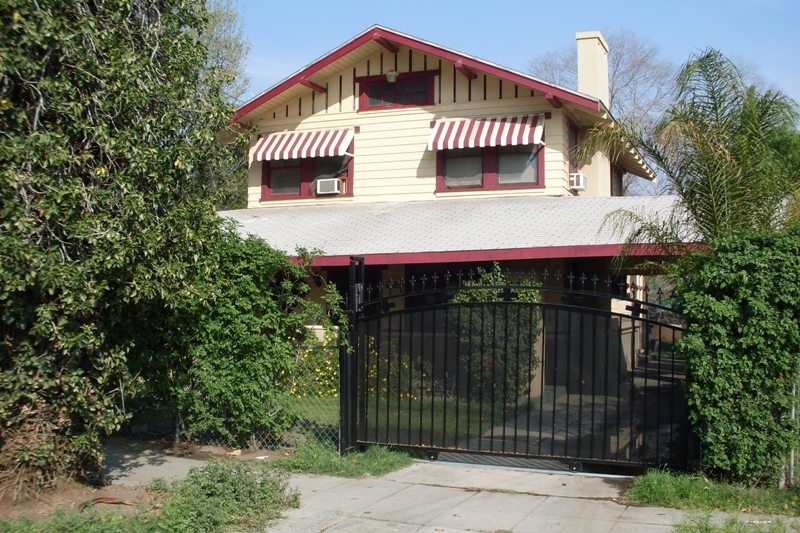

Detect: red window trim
[435,145,545,193]
[356,69,439,111]
[260,147,355,201]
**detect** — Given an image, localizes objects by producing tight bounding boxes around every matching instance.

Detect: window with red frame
[437,144,543,192]
[357,71,437,110]
[261,156,350,200]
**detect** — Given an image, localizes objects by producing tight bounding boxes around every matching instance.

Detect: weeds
[159,459,299,532]
[271,440,413,477]
[0,459,298,533]
[627,469,800,516]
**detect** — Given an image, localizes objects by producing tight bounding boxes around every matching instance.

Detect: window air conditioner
[569,172,588,191]
[316,178,341,195]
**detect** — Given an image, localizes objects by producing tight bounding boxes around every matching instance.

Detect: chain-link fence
[121,341,340,452]
[278,342,340,449]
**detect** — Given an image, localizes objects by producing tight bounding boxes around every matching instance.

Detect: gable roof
[219,195,679,267]
[232,24,602,125]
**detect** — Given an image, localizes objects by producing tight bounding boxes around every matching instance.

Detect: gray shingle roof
[218,195,678,264]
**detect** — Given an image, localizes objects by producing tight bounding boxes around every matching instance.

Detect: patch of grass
[368,396,491,448]
[675,514,789,532]
[0,510,153,533]
[272,440,413,477]
[0,459,298,533]
[287,395,340,426]
[627,469,800,516]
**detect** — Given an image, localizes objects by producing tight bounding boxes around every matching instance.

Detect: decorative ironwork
[341,262,694,473]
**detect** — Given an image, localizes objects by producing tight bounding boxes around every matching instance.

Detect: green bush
[451,264,542,402]
[0,0,235,497]
[675,226,800,484]
[129,233,331,446]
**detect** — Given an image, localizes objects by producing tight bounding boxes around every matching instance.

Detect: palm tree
[581,49,800,246]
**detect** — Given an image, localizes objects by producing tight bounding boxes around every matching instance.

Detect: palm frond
[583,48,800,249]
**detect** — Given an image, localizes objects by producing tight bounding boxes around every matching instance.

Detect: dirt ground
[0,438,290,523]
[0,480,157,522]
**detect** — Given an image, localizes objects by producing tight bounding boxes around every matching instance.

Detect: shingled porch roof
[219,196,679,267]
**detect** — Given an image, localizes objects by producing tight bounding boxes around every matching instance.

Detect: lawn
[363,395,500,449]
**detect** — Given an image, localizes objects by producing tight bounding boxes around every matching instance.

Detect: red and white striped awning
[427,114,545,151]
[251,128,355,162]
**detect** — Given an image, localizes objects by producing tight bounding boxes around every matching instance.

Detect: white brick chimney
[576,31,610,107]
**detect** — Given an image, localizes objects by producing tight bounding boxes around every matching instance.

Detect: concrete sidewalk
[268,462,799,532]
[102,442,799,532]
[102,438,207,486]
[268,462,676,532]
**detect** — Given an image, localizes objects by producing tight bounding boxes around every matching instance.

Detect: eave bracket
[545,93,562,108]
[455,61,477,80]
[372,33,399,53]
[300,78,327,93]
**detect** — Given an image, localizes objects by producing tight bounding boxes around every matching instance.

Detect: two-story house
[220,27,692,470]
[221,25,670,293]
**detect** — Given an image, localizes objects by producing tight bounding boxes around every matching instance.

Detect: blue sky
[236,0,800,106]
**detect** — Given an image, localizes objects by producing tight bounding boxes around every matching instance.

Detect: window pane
[364,78,430,107]
[271,165,301,194]
[445,155,482,188]
[313,157,345,179]
[498,151,538,184]
[367,85,385,106]
[396,79,428,104]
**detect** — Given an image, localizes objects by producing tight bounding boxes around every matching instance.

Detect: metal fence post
[339,256,364,454]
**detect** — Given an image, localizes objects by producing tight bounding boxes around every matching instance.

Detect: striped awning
[427,114,545,151]
[251,128,355,162]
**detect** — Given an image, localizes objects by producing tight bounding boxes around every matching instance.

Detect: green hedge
[676,226,800,484]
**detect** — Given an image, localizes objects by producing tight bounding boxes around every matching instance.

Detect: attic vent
[569,172,588,191]
[316,178,341,195]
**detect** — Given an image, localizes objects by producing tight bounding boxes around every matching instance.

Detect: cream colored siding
[545,113,570,196]
[246,45,580,208]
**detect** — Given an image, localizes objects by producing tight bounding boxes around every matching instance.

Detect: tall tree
[0,0,239,497]
[203,0,250,103]
[529,29,676,126]
[200,0,251,210]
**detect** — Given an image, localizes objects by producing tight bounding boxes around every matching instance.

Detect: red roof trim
[232,25,600,124]
[303,244,671,267]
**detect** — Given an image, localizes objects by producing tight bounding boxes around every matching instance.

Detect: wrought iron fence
[358,271,677,309]
[341,260,698,472]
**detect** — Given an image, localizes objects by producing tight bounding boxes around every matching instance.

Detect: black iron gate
[339,258,698,473]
